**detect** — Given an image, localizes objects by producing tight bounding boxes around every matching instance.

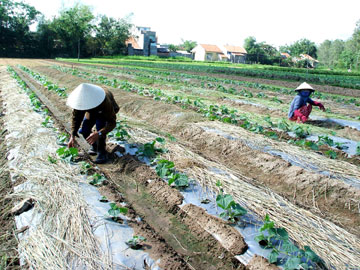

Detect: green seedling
[325,150,337,159]
[41,116,52,127]
[292,125,310,138]
[216,181,247,223]
[88,173,106,186]
[56,146,78,162]
[356,142,360,155]
[264,116,274,127]
[47,155,57,164]
[277,118,290,131]
[99,196,109,203]
[57,132,69,145]
[79,161,92,174]
[168,173,189,188]
[137,137,167,159]
[108,202,128,219]
[255,214,321,269]
[126,235,146,250]
[317,135,334,147]
[155,159,175,178]
[109,121,131,141]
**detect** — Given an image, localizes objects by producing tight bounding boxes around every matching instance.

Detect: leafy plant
[255,214,321,269]
[277,118,290,131]
[216,181,247,223]
[155,159,175,178]
[47,155,57,164]
[56,146,78,162]
[324,150,337,159]
[317,135,334,147]
[79,161,92,174]
[137,137,167,159]
[108,121,131,141]
[88,173,106,186]
[41,116,52,127]
[57,132,69,145]
[126,235,146,249]
[168,173,189,187]
[99,196,109,203]
[292,125,310,138]
[108,202,128,218]
[356,142,360,155]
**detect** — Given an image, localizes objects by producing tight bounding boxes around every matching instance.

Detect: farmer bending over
[66,83,119,164]
[288,82,325,123]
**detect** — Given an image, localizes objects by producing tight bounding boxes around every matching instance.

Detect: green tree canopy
[180,40,197,52]
[0,0,40,56]
[281,38,317,58]
[51,3,94,59]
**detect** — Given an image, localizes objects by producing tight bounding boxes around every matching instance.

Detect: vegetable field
[1,58,359,270]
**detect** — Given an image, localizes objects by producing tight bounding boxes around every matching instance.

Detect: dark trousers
[79,117,106,153]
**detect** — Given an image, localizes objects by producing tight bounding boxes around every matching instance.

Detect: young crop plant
[126,235,146,250]
[356,142,360,155]
[56,132,69,146]
[168,173,189,188]
[324,150,337,159]
[277,119,290,132]
[56,146,78,162]
[108,121,131,141]
[155,159,175,178]
[292,125,310,138]
[136,137,167,159]
[108,202,128,222]
[216,181,247,223]
[88,173,107,186]
[47,155,57,164]
[41,116,52,128]
[255,214,321,270]
[79,161,92,174]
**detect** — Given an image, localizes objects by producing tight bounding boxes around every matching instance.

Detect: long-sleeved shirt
[71,89,119,136]
[288,95,315,118]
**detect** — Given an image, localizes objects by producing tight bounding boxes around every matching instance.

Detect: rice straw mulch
[126,125,360,269]
[1,67,128,270]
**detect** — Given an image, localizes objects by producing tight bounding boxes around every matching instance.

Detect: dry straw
[128,125,360,269]
[1,69,130,270]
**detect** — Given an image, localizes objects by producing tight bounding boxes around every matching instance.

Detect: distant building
[126,26,157,56]
[300,54,319,68]
[192,44,225,61]
[221,45,247,63]
[280,52,291,59]
[192,44,247,62]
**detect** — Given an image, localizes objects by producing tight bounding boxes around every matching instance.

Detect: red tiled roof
[126,37,141,49]
[281,52,291,58]
[200,44,222,53]
[224,45,247,54]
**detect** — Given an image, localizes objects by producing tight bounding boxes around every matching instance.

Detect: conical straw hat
[66,83,106,110]
[294,82,314,92]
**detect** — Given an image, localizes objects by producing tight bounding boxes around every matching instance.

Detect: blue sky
[25,0,360,48]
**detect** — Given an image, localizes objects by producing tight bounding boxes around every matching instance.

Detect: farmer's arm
[68,109,85,148]
[309,98,325,111]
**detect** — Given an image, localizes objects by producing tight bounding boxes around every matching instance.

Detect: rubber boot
[88,141,98,156]
[95,137,107,164]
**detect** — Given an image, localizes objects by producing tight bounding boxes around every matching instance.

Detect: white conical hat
[295,82,315,92]
[66,83,106,110]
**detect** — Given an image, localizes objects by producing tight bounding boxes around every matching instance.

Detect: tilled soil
[6,60,360,269]
[7,63,248,269]
[15,62,360,237]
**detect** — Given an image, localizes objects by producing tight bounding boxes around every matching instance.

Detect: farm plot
[3,59,360,270]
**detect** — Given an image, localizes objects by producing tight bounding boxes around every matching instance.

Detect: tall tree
[180,40,197,53]
[94,15,132,55]
[284,38,317,58]
[0,0,40,57]
[51,3,94,60]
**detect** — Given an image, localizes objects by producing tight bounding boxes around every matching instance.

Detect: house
[220,45,247,63]
[300,54,319,68]
[126,26,157,56]
[192,44,225,61]
[280,52,291,59]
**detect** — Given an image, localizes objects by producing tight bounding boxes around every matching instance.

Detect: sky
[25,0,360,49]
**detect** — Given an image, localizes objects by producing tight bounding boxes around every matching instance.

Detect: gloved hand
[313,101,325,111]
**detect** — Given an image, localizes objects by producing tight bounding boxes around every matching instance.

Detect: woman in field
[288,82,325,123]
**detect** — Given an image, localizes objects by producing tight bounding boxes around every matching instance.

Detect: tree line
[0,0,132,58]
